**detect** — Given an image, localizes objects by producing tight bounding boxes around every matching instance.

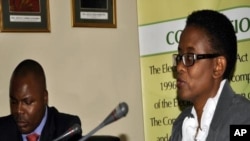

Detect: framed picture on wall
[0,0,50,32]
[72,0,117,28]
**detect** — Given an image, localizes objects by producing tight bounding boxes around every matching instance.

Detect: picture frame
[72,0,117,28]
[0,0,50,32]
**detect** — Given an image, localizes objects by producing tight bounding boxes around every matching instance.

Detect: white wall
[0,0,144,141]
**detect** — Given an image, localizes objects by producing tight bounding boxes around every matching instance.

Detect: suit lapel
[208,81,234,136]
[39,107,56,141]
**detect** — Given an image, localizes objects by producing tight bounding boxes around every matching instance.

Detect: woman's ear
[213,56,226,78]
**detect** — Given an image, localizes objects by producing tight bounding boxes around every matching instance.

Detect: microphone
[53,123,82,141]
[78,102,129,141]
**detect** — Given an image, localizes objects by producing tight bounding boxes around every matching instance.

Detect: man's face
[9,74,48,134]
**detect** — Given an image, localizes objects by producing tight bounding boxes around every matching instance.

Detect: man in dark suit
[0,59,82,141]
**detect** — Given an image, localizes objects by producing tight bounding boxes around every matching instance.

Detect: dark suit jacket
[170,80,250,141]
[0,106,82,141]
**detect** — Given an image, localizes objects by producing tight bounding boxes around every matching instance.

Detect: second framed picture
[72,0,117,28]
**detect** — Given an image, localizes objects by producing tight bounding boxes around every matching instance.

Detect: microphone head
[116,102,129,118]
[66,123,82,137]
[70,123,82,134]
[102,102,129,126]
[52,124,82,141]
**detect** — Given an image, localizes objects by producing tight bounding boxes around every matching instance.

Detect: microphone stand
[78,122,105,141]
[78,102,128,141]
[52,124,81,141]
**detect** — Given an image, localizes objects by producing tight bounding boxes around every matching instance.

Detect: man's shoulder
[0,115,11,120]
[43,106,82,140]
[0,115,14,125]
[0,115,19,132]
[48,106,80,120]
[46,106,81,128]
[0,115,20,139]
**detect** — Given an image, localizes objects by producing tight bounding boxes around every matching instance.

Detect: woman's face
[176,25,218,104]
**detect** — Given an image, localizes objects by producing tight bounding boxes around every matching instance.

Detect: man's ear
[213,56,226,78]
[44,90,48,105]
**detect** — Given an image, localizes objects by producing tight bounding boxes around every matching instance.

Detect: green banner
[137,1,250,141]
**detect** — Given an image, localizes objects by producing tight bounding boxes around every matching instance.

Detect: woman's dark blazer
[170,80,250,141]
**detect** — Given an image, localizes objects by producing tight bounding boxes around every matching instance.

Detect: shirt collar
[22,106,48,141]
[187,79,227,141]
